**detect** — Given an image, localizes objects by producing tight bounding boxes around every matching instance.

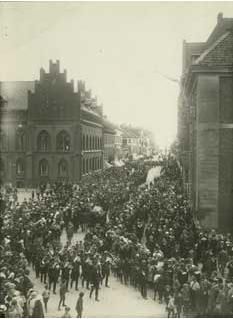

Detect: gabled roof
[206,17,233,46]
[0,81,34,110]
[194,31,233,66]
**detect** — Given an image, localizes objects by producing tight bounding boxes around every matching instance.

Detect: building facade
[120,125,155,159]
[178,13,233,232]
[0,60,104,187]
[79,81,103,176]
[103,119,116,163]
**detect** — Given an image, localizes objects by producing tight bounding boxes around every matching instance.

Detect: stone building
[178,13,233,232]
[0,60,104,187]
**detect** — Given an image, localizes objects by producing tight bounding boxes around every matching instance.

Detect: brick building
[103,118,116,163]
[79,81,103,176]
[0,60,104,187]
[178,13,233,232]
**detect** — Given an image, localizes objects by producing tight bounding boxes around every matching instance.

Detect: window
[0,130,7,151]
[0,158,4,178]
[16,130,26,151]
[89,136,92,150]
[58,159,68,178]
[95,136,97,150]
[86,135,89,150]
[100,137,102,148]
[82,135,85,151]
[37,130,50,151]
[191,54,200,64]
[39,159,49,177]
[16,159,25,175]
[82,158,86,174]
[56,131,71,152]
[86,158,89,173]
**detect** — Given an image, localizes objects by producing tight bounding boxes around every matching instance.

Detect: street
[28,230,166,318]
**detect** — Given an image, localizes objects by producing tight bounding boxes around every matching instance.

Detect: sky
[1,1,233,149]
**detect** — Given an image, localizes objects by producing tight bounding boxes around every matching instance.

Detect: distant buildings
[120,124,155,159]
[0,60,156,187]
[178,13,233,232]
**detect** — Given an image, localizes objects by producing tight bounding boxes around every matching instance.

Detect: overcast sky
[1,2,233,148]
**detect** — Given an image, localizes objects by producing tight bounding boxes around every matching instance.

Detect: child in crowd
[76,292,84,318]
[62,306,71,318]
[42,284,50,313]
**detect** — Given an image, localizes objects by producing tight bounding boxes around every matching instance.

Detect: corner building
[0,60,104,187]
[178,14,233,232]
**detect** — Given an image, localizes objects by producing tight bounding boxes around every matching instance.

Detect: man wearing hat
[89,262,102,302]
[70,256,81,291]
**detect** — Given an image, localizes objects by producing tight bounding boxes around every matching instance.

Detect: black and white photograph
[1,1,233,317]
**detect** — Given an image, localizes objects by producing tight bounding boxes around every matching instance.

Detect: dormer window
[191,54,200,64]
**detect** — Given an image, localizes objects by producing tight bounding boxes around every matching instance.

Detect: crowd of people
[0,153,233,318]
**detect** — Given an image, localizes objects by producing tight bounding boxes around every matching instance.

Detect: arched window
[39,159,49,177]
[16,130,26,151]
[56,131,71,152]
[37,130,50,151]
[86,158,89,173]
[58,159,68,178]
[16,158,25,175]
[0,130,7,151]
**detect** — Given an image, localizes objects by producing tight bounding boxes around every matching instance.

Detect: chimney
[217,12,223,24]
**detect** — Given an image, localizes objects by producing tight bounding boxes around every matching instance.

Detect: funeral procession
[1,2,233,318]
